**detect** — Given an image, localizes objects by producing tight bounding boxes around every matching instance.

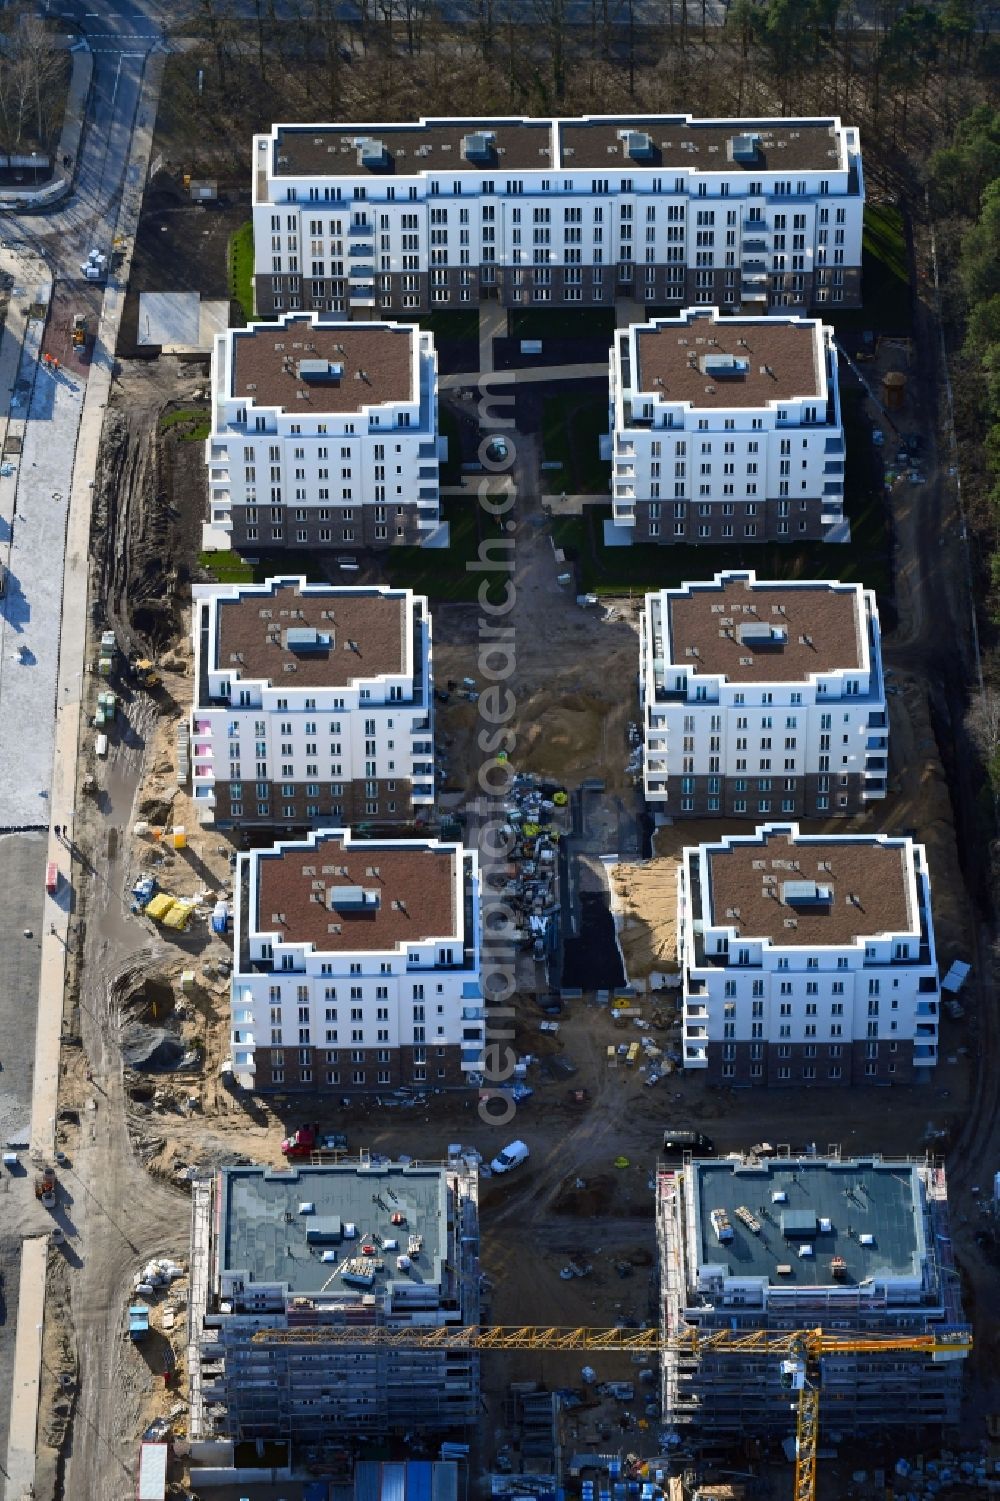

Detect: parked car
[536,997,563,1016]
[490,1140,529,1175]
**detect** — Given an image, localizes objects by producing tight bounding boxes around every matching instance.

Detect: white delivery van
[490,1140,529,1175]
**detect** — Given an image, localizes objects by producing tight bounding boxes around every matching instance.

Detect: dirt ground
[433,596,642,795]
[116,173,248,357]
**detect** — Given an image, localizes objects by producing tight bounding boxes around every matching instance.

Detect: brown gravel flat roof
[216,582,406,687]
[634,317,821,409]
[269,118,846,178]
[255,835,458,951]
[666,578,863,682]
[558,118,845,172]
[705,832,913,945]
[231,323,413,414]
[273,121,553,176]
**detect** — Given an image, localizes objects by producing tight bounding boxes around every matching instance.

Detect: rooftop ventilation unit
[286,627,332,653]
[297,358,344,383]
[729,132,761,164]
[619,128,655,160]
[700,352,750,380]
[462,130,496,162]
[329,885,381,911]
[357,137,388,169]
[738,621,787,648]
[781,879,833,907]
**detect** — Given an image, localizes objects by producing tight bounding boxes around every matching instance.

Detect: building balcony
[348,241,374,256]
[412,781,434,802]
[864,758,887,774]
[684,1045,709,1068]
[866,736,887,751]
[685,1003,708,1021]
[210,508,232,529]
[348,266,375,282]
[348,222,374,237]
[913,1043,938,1064]
[349,292,377,307]
[916,1022,938,1037]
[742,257,767,276]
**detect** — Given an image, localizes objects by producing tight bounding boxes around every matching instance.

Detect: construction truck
[34,1165,57,1208]
[281,1123,320,1159]
[71,313,87,349]
[129,657,161,690]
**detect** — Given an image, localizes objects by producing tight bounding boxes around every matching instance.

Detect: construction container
[171,826,186,850]
[145,893,176,923]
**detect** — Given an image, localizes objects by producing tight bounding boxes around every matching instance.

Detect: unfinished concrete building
[188,1159,480,1447]
[657,1152,968,1439]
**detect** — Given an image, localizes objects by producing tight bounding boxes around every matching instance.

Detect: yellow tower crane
[250,1322,971,1501]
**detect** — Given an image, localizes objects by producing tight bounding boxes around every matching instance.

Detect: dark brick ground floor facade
[699,1038,918,1086]
[647,772,876,818]
[228,502,434,552]
[628,495,840,545]
[211,777,417,827]
[254,264,862,319]
[256,1043,469,1093]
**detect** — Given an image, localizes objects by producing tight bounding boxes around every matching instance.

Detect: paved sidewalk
[439,361,607,390]
[0,305,84,828]
[4,1236,47,1500]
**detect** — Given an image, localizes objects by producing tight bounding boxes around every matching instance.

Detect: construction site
[0,141,978,1501]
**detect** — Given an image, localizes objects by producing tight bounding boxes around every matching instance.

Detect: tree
[967,689,1000,793]
[959,179,1000,305]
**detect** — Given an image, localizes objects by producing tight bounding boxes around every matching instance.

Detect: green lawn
[439,405,463,485]
[541,390,612,495]
[831,203,911,338]
[510,307,615,342]
[383,495,490,601]
[228,221,255,322]
[401,309,480,344]
[553,389,890,599]
[197,550,259,584]
[159,408,211,441]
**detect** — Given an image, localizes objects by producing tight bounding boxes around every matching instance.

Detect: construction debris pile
[486,774,570,970]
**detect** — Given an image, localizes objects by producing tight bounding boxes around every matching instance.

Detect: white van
[95,733,108,758]
[490,1140,529,1175]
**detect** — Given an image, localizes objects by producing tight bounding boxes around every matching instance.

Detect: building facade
[191,577,434,829]
[189,1161,480,1445]
[608,308,844,543]
[205,312,442,552]
[656,1153,969,1439]
[251,114,863,319]
[677,823,939,1085]
[231,828,484,1092]
[640,571,887,817]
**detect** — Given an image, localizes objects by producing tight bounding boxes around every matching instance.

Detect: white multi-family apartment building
[676,823,940,1086]
[608,307,845,542]
[205,312,443,552]
[639,571,887,818]
[656,1155,968,1438]
[251,114,863,318]
[191,578,434,828]
[189,1161,480,1442]
[230,828,484,1093]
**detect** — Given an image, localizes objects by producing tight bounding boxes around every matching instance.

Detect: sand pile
[609,854,681,980]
